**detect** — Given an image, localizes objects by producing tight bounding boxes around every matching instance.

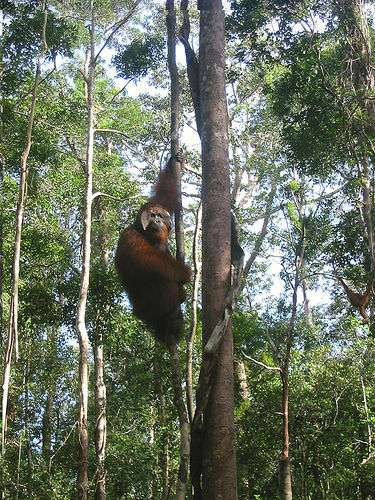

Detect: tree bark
[24,356,33,497]
[0,39,3,346]
[278,227,303,500]
[168,344,190,500]
[279,367,292,500]
[154,351,170,499]
[198,2,237,498]
[186,203,202,422]
[234,359,249,401]
[75,6,95,497]
[166,0,183,243]
[93,202,108,500]
[301,280,313,328]
[94,338,107,500]
[166,4,190,497]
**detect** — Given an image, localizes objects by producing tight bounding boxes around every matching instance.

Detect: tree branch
[94,0,142,63]
[242,352,281,372]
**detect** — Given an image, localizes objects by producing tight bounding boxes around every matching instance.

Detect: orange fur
[339,277,372,322]
[115,155,191,345]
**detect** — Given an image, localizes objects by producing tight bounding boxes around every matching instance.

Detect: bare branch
[94,0,142,63]
[242,352,281,372]
[95,128,130,140]
[92,192,122,202]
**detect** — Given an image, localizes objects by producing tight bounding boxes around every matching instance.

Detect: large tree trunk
[76,6,95,497]
[198,2,237,498]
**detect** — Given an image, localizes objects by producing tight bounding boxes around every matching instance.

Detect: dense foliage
[0,0,374,498]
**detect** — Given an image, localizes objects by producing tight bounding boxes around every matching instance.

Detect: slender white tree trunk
[1,1,48,455]
[94,202,108,500]
[76,5,95,498]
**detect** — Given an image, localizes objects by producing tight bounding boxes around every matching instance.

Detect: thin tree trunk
[93,202,108,500]
[360,158,375,276]
[234,359,249,401]
[76,6,95,497]
[42,386,54,462]
[186,203,202,422]
[0,8,4,344]
[161,423,170,500]
[15,431,22,500]
[1,1,48,455]
[42,330,57,464]
[278,238,302,500]
[243,180,277,279]
[94,338,107,500]
[154,351,170,499]
[301,280,313,328]
[279,366,292,500]
[168,344,190,499]
[198,2,237,498]
[166,0,184,262]
[24,356,33,496]
[166,3,190,497]
[359,369,372,461]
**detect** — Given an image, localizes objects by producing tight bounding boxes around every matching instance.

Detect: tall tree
[198,1,237,498]
[165,2,190,497]
[74,2,141,495]
[92,200,109,500]
[1,0,48,455]
[75,4,95,492]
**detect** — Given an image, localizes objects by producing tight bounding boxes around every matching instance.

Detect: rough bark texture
[198,2,237,498]
[179,0,201,136]
[279,455,293,500]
